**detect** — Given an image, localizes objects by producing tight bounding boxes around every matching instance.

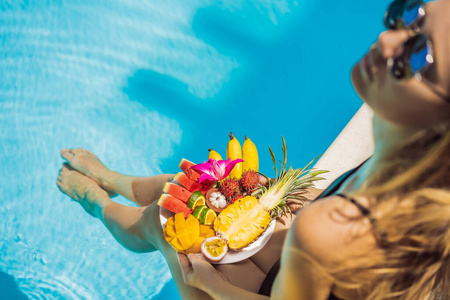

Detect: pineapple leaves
[262,137,329,220]
[280,137,288,179]
[268,146,278,179]
[251,185,267,197]
[270,203,293,220]
[308,169,329,177]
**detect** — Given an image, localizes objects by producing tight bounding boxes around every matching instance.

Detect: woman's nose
[376,30,411,59]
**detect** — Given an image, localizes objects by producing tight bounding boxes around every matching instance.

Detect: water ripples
[19,273,94,300]
[0,0,297,298]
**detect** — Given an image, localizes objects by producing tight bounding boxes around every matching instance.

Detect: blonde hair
[325,120,450,299]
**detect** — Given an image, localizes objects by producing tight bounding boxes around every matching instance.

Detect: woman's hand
[178,253,270,300]
[178,253,230,294]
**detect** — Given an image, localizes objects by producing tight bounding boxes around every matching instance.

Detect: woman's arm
[271,236,334,300]
[267,199,342,300]
[271,195,366,300]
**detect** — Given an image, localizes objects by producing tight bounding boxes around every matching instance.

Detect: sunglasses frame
[383,0,450,103]
[385,0,430,81]
[387,34,434,81]
[384,0,426,31]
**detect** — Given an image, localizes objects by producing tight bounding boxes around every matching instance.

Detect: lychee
[219,178,242,202]
[240,170,259,192]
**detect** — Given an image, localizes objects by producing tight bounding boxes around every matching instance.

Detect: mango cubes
[164,213,215,253]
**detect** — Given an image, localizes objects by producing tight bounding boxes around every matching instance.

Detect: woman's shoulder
[290,195,377,266]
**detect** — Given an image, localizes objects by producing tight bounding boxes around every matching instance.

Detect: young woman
[57,0,450,298]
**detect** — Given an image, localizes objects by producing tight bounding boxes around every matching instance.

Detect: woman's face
[351,0,450,129]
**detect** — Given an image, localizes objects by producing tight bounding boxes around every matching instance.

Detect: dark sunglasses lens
[385,0,424,29]
[409,35,431,74]
[403,0,424,27]
[392,34,431,79]
[385,0,406,29]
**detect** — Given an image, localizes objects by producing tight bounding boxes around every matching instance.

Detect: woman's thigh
[142,201,266,299]
[214,260,266,293]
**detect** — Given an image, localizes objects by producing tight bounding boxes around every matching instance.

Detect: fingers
[178,253,192,271]
[186,253,210,270]
[186,253,201,263]
[178,253,209,284]
[258,175,268,186]
[258,175,275,187]
[177,253,192,283]
[186,253,216,273]
[288,202,304,212]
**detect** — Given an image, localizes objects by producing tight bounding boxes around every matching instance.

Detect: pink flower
[190,158,244,184]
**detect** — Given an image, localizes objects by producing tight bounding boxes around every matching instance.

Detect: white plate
[159,206,276,264]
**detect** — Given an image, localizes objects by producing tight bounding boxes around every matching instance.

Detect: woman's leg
[57,164,157,252]
[102,191,267,298]
[60,148,173,206]
[57,165,211,298]
[57,162,267,299]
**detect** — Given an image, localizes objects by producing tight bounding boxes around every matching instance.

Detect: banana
[226,132,242,179]
[208,148,223,161]
[242,136,259,172]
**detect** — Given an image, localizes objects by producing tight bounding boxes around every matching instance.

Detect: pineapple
[214,138,328,250]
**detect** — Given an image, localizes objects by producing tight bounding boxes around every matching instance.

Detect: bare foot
[60,148,117,193]
[57,163,112,219]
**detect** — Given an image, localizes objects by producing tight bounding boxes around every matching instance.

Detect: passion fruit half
[201,236,228,263]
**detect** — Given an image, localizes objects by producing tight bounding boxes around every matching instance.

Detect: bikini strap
[336,193,376,224]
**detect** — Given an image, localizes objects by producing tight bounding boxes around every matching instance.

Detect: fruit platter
[158,133,327,264]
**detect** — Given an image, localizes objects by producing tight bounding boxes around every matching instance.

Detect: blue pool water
[1,0,393,299]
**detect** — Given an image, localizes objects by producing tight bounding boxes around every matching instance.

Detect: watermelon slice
[163,182,193,203]
[179,158,202,182]
[157,194,192,218]
[174,172,209,192]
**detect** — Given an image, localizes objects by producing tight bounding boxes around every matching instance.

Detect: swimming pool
[1,0,392,298]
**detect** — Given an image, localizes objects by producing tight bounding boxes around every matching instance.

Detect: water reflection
[0,271,28,300]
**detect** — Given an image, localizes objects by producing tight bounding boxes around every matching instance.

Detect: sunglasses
[384,0,450,103]
[384,0,432,81]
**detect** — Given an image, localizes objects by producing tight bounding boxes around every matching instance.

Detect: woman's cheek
[351,63,369,101]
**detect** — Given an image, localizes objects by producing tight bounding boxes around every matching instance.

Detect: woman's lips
[362,53,374,82]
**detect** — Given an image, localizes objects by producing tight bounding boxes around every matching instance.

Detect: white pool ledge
[313,104,374,189]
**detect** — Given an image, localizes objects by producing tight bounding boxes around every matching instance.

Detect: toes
[62,162,75,171]
[56,178,65,191]
[58,163,74,181]
[60,148,74,161]
[73,148,87,154]
[57,165,67,183]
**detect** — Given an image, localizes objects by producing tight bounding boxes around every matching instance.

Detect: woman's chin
[351,63,369,103]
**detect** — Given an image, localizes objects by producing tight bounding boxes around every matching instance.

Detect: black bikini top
[335,193,375,224]
[314,158,374,223]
